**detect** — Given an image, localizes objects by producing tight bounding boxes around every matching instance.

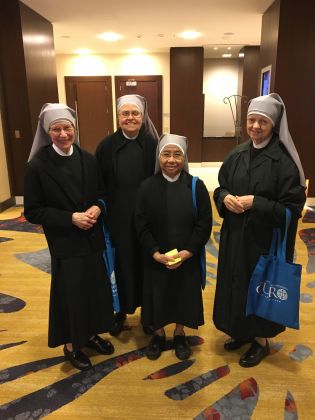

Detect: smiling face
[49,121,75,154]
[246,113,274,145]
[159,144,185,178]
[118,103,143,137]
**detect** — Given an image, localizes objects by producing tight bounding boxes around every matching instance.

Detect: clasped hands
[223,194,254,214]
[153,250,193,270]
[72,205,101,230]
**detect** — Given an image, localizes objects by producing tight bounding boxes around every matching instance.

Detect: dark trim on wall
[0,196,15,213]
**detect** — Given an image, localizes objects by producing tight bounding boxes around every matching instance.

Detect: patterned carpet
[0,203,314,419]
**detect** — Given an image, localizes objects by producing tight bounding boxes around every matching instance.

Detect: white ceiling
[21,0,274,57]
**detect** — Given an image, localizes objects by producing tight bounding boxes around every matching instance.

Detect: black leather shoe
[142,325,154,336]
[109,312,127,336]
[224,338,252,351]
[145,334,166,360]
[87,335,115,355]
[239,340,270,368]
[174,335,192,360]
[63,346,92,371]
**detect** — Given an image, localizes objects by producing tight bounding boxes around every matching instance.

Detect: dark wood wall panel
[240,46,260,142]
[0,0,58,196]
[170,47,204,162]
[261,0,315,195]
[202,138,237,162]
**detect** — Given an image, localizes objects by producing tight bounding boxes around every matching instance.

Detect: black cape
[213,136,306,339]
[95,126,157,313]
[135,171,212,330]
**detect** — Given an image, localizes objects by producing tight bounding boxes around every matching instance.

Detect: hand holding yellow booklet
[165,248,181,266]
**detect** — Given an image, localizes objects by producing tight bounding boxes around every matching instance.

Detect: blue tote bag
[98,199,121,313]
[246,208,301,329]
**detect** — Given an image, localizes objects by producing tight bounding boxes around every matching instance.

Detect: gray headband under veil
[28,103,79,161]
[117,94,159,142]
[247,93,305,187]
[154,133,189,174]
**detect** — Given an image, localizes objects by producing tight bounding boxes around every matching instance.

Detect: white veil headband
[247,93,305,187]
[154,133,189,174]
[116,94,159,142]
[28,103,79,161]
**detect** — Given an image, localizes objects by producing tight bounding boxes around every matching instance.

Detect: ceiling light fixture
[222,53,232,58]
[97,32,123,42]
[178,30,202,40]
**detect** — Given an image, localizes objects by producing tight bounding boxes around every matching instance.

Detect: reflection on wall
[0,102,11,203]
[203,59,241,137]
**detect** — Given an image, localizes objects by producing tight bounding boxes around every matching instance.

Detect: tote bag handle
[269,208,292,260]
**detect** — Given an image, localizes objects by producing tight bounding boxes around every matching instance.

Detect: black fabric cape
[24,145,114,349]
[95,126,157,314]
[213,136,306,340]
[135,171,212,330]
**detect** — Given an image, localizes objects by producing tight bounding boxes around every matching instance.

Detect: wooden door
[65,76,113,153]
[115,75,162,136]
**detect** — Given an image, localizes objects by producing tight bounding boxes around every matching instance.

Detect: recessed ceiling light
[227,47,231,50]
[222,53,232,57]
[178,30,202,40]
[97,32,123,42]
[213,47,218,50]
[238,52,244,57]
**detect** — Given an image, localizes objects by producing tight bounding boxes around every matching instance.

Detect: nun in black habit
[95,94,158,335]
[213,93,306,367]
[135,134,212,360]
[24,103,115,371]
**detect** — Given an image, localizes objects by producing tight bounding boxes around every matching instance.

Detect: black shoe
[239,340,270,368]
[63,346,92,371]
[224,338,252,351]
[142,325,154,335]
[145,334,166,360]
[174,335,192,360]
[109,312,127,336]
[87,335,115,355]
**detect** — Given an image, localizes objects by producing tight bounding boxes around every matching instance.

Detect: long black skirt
[49,251,115,350]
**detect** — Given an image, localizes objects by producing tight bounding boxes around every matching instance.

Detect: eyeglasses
[247,118,270,127]
[49,126,74,134]
[160,151,184,160]
[119,110,142,118]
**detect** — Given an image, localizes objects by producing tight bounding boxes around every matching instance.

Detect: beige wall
[56,52,170,132]
[0,105,11,203]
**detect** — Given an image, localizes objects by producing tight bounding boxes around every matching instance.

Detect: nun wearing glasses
[96,94,159,336]
[213,93,306,367]
[135,134,212,361]
[24,103,115,371]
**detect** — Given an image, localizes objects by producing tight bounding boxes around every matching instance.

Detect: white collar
[52,144,74,156]
[162,171,181,182]
[122,130,138,140]
[252,135,272,149]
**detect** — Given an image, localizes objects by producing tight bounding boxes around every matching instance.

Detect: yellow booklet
[165,248,181,265]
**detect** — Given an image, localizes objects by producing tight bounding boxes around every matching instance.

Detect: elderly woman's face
[159,144,185,178]
[49,121,75,153]
[247,114,273,145]
[118,103,143,137]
